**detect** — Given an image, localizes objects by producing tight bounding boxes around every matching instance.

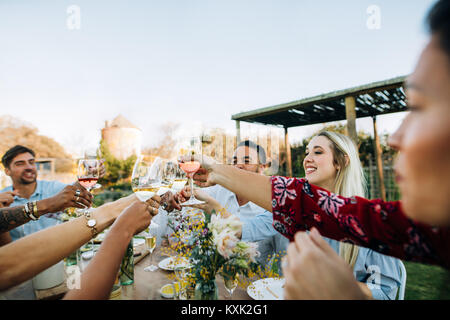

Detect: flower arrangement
[166,208,261,300]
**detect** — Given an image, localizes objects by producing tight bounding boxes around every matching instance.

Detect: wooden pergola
[232,75,408,200]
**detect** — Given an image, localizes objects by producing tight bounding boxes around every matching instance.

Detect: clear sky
[0,0,435,157]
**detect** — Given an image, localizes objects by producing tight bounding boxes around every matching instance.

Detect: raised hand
[283,228,367,300]
[44,182,93,213]
[160,191,181,212]
[177,186,222,214]
[0,191,18,208]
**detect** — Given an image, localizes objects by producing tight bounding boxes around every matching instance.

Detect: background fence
[364,155,400,201]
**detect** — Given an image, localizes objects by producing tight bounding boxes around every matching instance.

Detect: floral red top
[271,176,450,269]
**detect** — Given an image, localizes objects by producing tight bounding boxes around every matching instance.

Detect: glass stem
[189,175,195,201]
[85,187,94,250]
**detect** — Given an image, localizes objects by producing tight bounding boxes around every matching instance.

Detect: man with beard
[179,140,283,267]
[0,145,97,242]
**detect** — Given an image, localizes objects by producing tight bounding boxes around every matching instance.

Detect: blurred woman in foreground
[189,0,450,299]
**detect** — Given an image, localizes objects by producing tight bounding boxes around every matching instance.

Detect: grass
[403,261,450,300]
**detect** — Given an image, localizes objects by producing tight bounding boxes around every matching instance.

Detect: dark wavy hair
[427,0,450,58]
[426,0,450,300]
[1,145,35,169]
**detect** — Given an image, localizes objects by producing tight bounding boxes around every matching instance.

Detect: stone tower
[101,115,142,160]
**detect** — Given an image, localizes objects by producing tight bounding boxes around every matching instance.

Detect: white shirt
[203,185,279,267]
[203,185,267,221]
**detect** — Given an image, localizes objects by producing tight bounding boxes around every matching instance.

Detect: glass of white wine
[174,265,189,300]
[162,160,188,193]
[161,159,188,215]
[144,222,159,272]
[131,155,163,202]
[224,276,238,299]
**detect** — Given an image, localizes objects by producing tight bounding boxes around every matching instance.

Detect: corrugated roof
[232,75,407,128]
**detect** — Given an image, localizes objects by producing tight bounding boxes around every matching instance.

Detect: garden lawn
[404,260,450,300]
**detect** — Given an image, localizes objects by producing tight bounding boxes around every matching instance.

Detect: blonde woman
[182,131,402,299]
[301,131,401,299]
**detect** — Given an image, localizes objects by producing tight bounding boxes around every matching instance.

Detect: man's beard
[19,177,36,184]
[19,171,37,184]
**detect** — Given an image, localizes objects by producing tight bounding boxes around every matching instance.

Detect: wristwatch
[84,211,98,238]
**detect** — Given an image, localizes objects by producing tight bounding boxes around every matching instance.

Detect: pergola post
[372,116,386,201]
[236,120,241,145]
[345,95,358,145]
[284,127,293,177]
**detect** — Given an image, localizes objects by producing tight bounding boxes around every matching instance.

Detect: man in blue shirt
[0,145,99,242]
[179,140,281,266]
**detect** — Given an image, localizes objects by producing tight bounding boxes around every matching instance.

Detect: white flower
[209,214,242,236]
[214,229,239,259]
[235,241,260,263]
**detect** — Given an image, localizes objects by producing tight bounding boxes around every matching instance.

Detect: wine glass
[174,265,189,300]
[77,159,100,253]
[77,159,100,208]
[161,160,188,214]
[224,276,238,299]
[144,222,159,272]
[177,137,205,206]
[168,160,188,193]
[131,155,163,202]
[83,147,104,190]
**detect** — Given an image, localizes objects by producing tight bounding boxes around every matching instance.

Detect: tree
[0,115,73,172]
[98,139,136,187]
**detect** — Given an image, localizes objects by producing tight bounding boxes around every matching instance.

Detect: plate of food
[158,256,192,271]
[247,277,285,300]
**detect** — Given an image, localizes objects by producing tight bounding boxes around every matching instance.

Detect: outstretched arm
[0,194,139,291]
[193,162,273,212]
[63,200,155,300]
[0,183,92,234]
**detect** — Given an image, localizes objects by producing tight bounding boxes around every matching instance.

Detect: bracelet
[33,201,38,218]
[84,211,98,238]
[24,202,39,221]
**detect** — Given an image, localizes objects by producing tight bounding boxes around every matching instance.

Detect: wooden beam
[345,95,358,144]
[284,127,293,177]
[236,120,241,145]
[373,116,386,201]
[231,75,407,122]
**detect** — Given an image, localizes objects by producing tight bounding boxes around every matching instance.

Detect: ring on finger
[75,189,81,196]
[75,196,80,202]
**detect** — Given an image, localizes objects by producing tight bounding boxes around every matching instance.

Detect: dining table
[115,244,253,300]
[35,242,255,300]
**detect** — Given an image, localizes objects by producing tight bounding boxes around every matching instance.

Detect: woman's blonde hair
[317,131,367,198]
[316,131,367,268]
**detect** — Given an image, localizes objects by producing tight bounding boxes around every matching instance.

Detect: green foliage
[98,140,136,186]
[0,115,73,172]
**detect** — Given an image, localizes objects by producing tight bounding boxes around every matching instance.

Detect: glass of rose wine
[178,137,205,206]
[77,159,100,204]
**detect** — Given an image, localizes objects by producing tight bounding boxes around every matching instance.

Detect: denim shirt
[248,230,402,300]
[322,237,402,300]
[1,180,67,241]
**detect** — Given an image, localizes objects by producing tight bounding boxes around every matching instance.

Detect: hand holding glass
[178,137,205,206]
